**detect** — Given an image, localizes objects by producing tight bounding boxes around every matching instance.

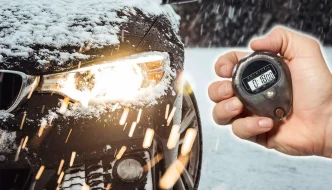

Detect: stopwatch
[232,51,293,121]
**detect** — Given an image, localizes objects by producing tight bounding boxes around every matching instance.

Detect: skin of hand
[208,26,332,157]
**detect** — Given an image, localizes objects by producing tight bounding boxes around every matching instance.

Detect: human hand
[208,26,332,157]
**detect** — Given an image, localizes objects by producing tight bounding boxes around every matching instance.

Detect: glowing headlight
[38,52,170,103]
[115,158,144,183]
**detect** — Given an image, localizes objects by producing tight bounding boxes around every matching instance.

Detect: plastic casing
[232,51,293,121]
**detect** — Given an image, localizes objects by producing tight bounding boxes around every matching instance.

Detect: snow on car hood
[0,0,180,66]
[0,129,17,154]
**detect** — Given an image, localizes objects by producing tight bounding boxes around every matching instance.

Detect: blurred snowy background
[184,48,332,190]
[174,0,332,47]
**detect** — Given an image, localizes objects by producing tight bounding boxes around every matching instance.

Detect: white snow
[35,49,90,66]
[45,110,59,121]
[0,129,17,153]
[0,110,13,121]
[105,145,112,151]
[0,0,180,65]
[184,48,332,190]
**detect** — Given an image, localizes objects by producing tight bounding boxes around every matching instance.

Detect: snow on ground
[184,48,332,190]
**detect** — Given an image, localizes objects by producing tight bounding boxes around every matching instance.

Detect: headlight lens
[39,52,170,103]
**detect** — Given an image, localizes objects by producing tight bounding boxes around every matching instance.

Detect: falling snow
[174,0,332,47]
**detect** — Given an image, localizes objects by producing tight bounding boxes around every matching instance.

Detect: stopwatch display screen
[247,69,275,91]
[241,60,279,94]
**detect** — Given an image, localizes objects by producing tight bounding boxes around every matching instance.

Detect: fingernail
[220,65,227,76]
[218,83,229,96]
[258,119,273,128]
[225,98,241,111]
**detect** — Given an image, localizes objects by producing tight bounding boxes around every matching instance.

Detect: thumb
[250,26,321,60]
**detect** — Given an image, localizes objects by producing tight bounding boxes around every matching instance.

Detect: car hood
[0,0,184,75]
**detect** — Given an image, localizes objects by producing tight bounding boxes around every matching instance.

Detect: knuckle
[231,122,238,135]
[243,117,254,130]
[216,56,226,67]
[223,82,233,97]
[213,104,224,121]
[216,55,224,63]
[231,119,245,139]
[233,117,256,139]
[233,101,244,114]
[207,83,215,98]
[310,39,321,48]
[214,59,222,73]
[217,119,230,125]
[213,103,230,125]
[214,62,220,73]
[271,38,280,51]
[272,26,285,34]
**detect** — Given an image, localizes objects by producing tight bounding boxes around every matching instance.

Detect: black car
[0,0,202,189]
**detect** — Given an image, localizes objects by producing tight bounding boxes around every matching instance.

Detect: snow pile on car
[0,0,179,66]
[0,129,17,154]
[0,110,13,121]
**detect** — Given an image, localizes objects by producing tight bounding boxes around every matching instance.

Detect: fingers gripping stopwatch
[232,51,293,121]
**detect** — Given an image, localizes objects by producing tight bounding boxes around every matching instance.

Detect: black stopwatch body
[232,51,293,121]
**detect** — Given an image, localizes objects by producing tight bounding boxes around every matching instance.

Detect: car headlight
[38,52,172,104]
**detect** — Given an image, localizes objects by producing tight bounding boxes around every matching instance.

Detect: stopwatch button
[264,88,276,99]
[275,108,285,120]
